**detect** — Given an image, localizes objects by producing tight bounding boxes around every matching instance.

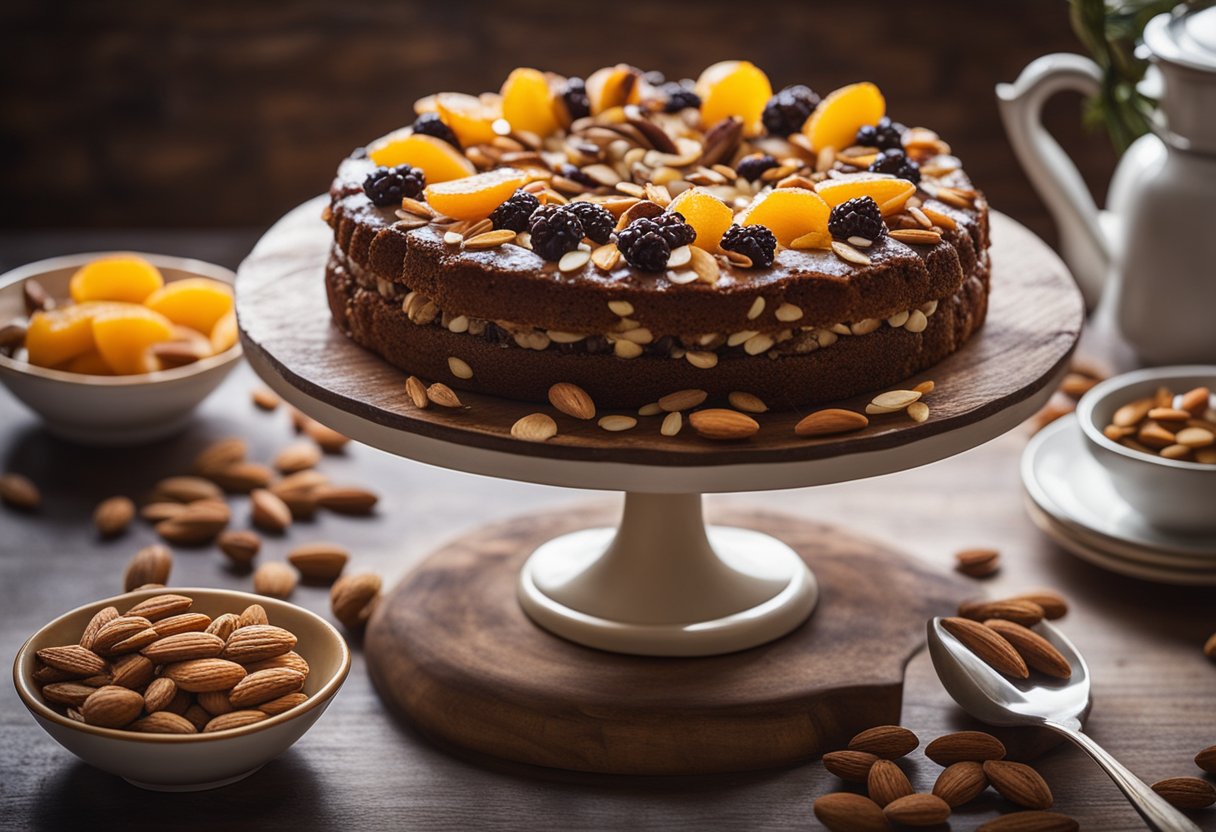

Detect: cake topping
[422,167,526,220]
[803,82,886,152]
[650,212,697,248]
[410,112,460,148]
[868,148,921,185]
[855,116,906,151]
[665,189,734,251]
[501,67,562,138]
[528,205,585,261]
[659,81,701,113]
[489,190,541,232]
[695,60,773,135]
[762,84,821,137]
[557,76,590,121]
[362,165,426,207]
[720,225,777,269]
[737,188,831,247]
[828,196,886,242]
[565,201,615,245]
[617,218,672,271]
[735,153,780,182]
[367,132,475,182]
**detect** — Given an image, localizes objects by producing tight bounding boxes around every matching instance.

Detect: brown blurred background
[0,0,1117,250]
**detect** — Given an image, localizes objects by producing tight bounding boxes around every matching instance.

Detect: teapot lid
[1144,5,1216,73]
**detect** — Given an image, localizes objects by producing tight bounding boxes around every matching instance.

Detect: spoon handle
[1045,721,1202,832]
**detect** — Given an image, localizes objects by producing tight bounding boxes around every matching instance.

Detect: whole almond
[1180,386,1212,416]
[274,441,321,474]
[405,375,429,409]
[688,408,759,440]
[81,685,144,728]
[148,475,223,504]
[270,470,328,499]
[983,760,1053,809]
[959,599,1045,627]
[867,759,914,807]
[954,548,999,578]
[143,677,177,712]
[203,709,269,733]
[512,413,558,442]
[79,606,119,651]
[1206,632,1216,660]
[925,731,1007,766]
[795,408,868,437]
[303,420,350,453]
[163,658,247,692]
[192,437,247,474]
[141,502,187,523]
[822,750,878,782]
[152,612,211,637]
[0,472,41,510]
[126,593,193,622]
[228,668,306,708]
[1007,590,1068,620]
[983,620,1071,679]
[41,682,99,707]
[933,761,988,807]
[218,529,261,566]
[251,488,292,532]
[941,617,1029,678]
[142,632,226,664]
[93,496,134,537]
[331,572,382,629]
[222,624,297,663]
[198,689,234,716]
[548,383,596,420]
[32,664,76,684]
[848,724,919,759]
[184,704,211,731]
[1150,776,1216,809]
[253,562,297,598]
[237,603,269,628]
[206,613,240,641]
[105,625,160,656]
[812,792,888,832]
[123,544,172,591]
[1196,744,1216,774]
[244,651,309,678]
[36,645,107,677]
[976,811,1079,832]
[208,461,274,493]
[425,382,463,408]
[91,616,154,654]
[110,653,154,689]
[287,542,349,583]
[658,389,708,412]
[251,387,281,410]
[883,793,951,826]
[314,485,378,515]
[131,711,197,734]
[258,691,308,715]
[155,500,230,545]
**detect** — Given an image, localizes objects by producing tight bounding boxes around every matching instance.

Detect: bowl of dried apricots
[0,252,242,445]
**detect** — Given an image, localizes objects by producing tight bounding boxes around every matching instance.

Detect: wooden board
[236,199,1083,468]
[364,505,980,775]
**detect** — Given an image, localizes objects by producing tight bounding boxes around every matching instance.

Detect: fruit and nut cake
[325,62,989,409]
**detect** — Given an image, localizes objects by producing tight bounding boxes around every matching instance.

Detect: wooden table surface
[0,235,1213,831]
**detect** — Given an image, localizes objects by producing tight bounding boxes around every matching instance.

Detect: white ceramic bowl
[13,587,351,791]
[1076,365,1216,534]
[0,252,242,445]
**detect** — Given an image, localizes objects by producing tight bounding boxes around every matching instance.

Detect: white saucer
[1025,499,1216,586]
[1021,415,1216,561]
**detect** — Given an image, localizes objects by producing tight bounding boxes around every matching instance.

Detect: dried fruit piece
[143,278,234,337]
[696,60,773,134]
[501,67,560,137]
[666,188,734,251]
[816,173,916,216]
[983,760,1053,809]
[90,303,175,375]
[69,255,164,304]
[585,64,639,115]
[434,91,501,146]
[803,82,886,152]
[367,131,476,183]
[736,188,830,247]
[424,167,528,221]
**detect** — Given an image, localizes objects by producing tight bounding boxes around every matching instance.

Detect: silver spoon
[927,617,1201,832]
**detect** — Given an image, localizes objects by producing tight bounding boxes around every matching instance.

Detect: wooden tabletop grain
[0,235,1213,831]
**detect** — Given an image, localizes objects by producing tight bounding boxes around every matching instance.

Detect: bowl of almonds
[1076,366,1216,533]
[12,587,350,791]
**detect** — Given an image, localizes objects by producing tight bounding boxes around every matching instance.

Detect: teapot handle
[997,54,1111,307]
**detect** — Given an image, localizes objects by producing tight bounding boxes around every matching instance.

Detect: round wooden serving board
[236,199,1083,492]
[365,505,976,775]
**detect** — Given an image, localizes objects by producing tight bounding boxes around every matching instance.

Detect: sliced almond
[511,413,558,442]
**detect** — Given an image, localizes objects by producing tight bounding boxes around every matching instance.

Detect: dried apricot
[423,167,528,221]
[501,68,560,138]
[367,131,475,184]
[143,278,234,335]
[92,304,175,375]
[25,303,117,368]
[803,82,886,152]
[666,188,734,251]
[815,173,916,216]
[737,188,831,247]
[69,255,163,304]
[62,350,114,375]
[210,310,238,353]
[586,64,639,115]
[696,61,773,135]
[435,92,501,147]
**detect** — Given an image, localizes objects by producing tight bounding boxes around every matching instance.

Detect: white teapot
[998,5,1216,365]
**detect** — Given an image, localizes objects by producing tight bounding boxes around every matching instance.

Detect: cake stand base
[365,504,972,775]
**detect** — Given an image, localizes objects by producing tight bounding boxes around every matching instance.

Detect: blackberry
[651,212,696,248]
[617,218,672,271]
[528,205,585,261]
[828,196,885,241]
[720,224,777,268]
[735,153,779,182]
[489,190,541,233]
[566,201,615,244]
[867,148,920,185]
[557,163,599,190]
[660,81,701,113]
[854,116,905,151]
[411,112,459,148]
[762,85,820,136]
[362,164,426,207]
[559,77,590,121]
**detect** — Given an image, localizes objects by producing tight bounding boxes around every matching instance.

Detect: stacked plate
[1021,415,1216,585]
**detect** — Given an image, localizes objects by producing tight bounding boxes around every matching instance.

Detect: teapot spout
[997,54,1112,308]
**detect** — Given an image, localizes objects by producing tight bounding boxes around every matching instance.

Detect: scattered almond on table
[955,547,1000,578]
[0,472,41,511]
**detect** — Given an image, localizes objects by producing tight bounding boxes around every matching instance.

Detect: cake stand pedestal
[236,199,1083,772]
